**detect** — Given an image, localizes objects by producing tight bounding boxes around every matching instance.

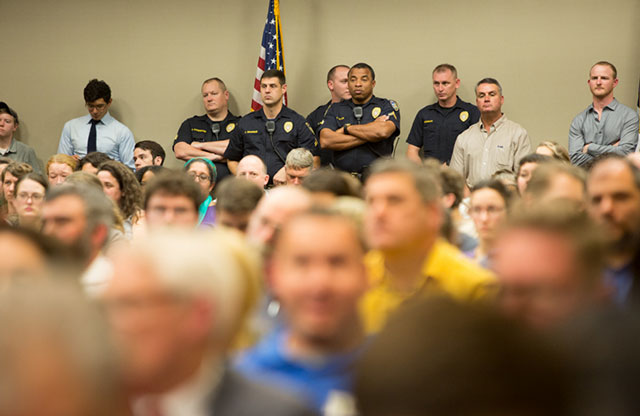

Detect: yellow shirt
[360,239,496,333]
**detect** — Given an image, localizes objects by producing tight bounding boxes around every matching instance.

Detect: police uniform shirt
[320,96,400,173]
[224,106,318,180]
[173,112,240,182]
[406,97,480,164]
[306,100,335,166]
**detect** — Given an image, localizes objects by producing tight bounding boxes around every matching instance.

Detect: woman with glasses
[97,160,143,239]
[13,172,48,230]
[467,179,513,267]
[184,158,216,227]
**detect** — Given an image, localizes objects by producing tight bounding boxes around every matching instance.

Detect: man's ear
[153,156,163,166]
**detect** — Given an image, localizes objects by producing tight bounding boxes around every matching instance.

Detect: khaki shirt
[450,115,531,187]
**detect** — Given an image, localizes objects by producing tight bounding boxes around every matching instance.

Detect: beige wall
[3,0,639,168]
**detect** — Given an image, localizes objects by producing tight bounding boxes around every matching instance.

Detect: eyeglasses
[16,192,44,202]
[187,172,211,182]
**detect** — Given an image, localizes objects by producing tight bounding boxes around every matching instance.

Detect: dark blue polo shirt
[224,106,318,180]
[306,100,335,166]
[319,96,400,173]
[406,97,479,164]
[173,111,239,182]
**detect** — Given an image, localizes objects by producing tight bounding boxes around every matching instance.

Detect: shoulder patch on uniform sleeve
[389,100,399,112]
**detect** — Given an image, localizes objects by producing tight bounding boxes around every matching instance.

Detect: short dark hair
[83,79,111,103]
[215,177,264,214]
[432,63,458,79]
[476,77,502,95]
[302,168,362,198]
[355,297,572,416]
[327,65,350,82]
[0,102,19,125]
[135,165,166,184]
[202,77,227,91]
[144,172,204,212]
[261,69,286,86]
[135,140,166,165]
[349,63,375,80]
[78,152,111,171]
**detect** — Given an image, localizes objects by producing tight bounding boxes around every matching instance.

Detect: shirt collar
[86,112,113,126]
[588,98,618,112]
[133,358,222,416]
[6,138,19,154]
[479,113,507,133]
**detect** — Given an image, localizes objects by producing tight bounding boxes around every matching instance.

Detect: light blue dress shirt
[58,112,135,168]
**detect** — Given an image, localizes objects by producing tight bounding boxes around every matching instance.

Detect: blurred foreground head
[492,201,606,329]
[0,281,123,416]
[103,229,255,395]
[355,297,571,416]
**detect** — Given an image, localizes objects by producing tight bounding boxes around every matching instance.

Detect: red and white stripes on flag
[251,0,287,111]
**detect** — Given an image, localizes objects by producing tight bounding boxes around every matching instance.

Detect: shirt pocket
[495,146,512,169]
[421,122,438,155]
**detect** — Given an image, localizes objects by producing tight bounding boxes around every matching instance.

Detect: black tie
[87,119,100,153]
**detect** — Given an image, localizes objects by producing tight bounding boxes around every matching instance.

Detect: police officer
[306,64,351,166]
[173,77,239,183]
[225,69,319,183]
[319,63,400,176]
[406,64,479,164]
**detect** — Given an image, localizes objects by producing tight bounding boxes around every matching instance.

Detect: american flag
[251,0,287,111]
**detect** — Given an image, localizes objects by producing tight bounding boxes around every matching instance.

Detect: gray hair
[476,77,503,95]
[285,148,314,170]
[45,183,115,237]
[367,157,442,203]
[123,229,249,345]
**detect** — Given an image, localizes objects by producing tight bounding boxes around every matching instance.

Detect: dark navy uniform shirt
[319,96,400,173]
[224,106,318,180]
[406,97,479,164]
[306,100,335,166]
[173,112,239,182]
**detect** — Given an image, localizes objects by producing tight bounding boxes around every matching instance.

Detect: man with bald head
[173,77,239,182]
[236,155,269,190]
[587,155,640,304]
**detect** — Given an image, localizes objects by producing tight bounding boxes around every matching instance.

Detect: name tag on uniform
[191,128,207,133]
[424,120,433,124]
[245,130,258,134]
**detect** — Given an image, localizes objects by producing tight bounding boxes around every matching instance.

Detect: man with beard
[41,183,115,296]
[569,61,639,167]
[587,155,640,305]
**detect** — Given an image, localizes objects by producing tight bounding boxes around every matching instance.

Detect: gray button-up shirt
[568,98,639,167]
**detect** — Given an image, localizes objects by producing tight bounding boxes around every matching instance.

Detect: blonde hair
[536,141,570,163]
[46,154,77,174]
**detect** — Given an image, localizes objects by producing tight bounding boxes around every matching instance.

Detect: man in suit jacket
[103,229,315,416]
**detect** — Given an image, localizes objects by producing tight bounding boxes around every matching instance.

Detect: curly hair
[97,160,142,220]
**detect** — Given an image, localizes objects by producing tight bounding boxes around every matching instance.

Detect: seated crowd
[0,59,639,416]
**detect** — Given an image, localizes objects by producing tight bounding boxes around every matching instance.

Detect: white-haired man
[285,148,314,186]
[103,230,315,416]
